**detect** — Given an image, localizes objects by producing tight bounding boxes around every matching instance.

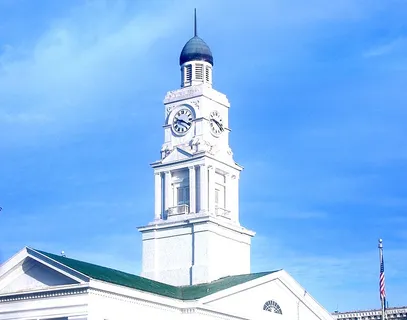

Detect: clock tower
[138,12,255,286]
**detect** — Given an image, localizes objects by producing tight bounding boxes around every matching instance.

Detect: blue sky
[0,0,406,313]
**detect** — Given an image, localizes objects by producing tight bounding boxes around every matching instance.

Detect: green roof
[34,249,277,300]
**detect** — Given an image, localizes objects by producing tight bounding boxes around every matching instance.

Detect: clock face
[209,110,224,136]
[172,108,194,134]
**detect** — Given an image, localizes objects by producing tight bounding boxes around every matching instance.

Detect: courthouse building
[0,19,335,320]
[332,307,407,320]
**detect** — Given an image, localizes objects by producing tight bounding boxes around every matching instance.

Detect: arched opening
[263,300,282,314]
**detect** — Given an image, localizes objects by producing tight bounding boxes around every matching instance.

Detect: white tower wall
[138,31,255,286]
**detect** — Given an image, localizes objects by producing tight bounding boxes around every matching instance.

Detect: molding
[151,155,242,174]
[199,271,283,304]
[0,284,89,303]
[89,288,181,314]
[276,273,332,320]
[163,84,230,107]
[0,247,89,292]
[89,280,185,311]
[181,304,257,320]
[0,247,28,279]
[150,154,205,169]
[199,270,332,320]
[0,256,36,291]
[164,86,203,104]
[140,223,253,246]
[27,248,90,283]
[138,214,254,237]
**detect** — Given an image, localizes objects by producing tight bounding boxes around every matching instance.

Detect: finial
[378,238,383,248]
[194,8,197,37]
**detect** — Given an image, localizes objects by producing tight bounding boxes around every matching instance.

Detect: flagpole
[378,239,385,320]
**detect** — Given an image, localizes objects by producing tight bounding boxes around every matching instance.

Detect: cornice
[150,146,242,173]
[0,284,89,303]
[183,306,250,320]
[199,270,332,320]
[89,287,251,319]
[277,271,333,320]
[88,287,181,313]
[150,153,205,169]
[138,214,254,237]
[27,248,90,283]
[199,271,282,305]
[163,84,229,107]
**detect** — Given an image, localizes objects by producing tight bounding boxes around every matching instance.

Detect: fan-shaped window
[263,300,282,314]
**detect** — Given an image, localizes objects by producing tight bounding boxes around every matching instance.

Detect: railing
[215,207,231,219]
[167,204,190,216]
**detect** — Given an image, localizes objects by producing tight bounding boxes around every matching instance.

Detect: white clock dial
[172,108,194,135]
[209,110,224,136]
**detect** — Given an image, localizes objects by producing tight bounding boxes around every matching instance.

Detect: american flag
[380,252,386,306]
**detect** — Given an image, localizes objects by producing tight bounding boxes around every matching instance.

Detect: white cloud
[364,37,407,58]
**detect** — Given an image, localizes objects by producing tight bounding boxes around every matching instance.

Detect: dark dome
[179,36,213,66]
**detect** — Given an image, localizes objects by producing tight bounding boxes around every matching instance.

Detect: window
[263,300,282,314]
[177,186,190,205]
[195,64,203,80]
[215,189,219,205]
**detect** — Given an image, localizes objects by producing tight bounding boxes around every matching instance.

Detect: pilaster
[208,165,215,214]
[199,165,208,213]
[154,172,162,220]
[231,174,239,222]
[189,166,196,214]
[224,173,231,219]
[164,171,173,212]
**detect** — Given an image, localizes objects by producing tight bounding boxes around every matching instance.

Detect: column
[154,172,162,220]
[199,165,208,213]
[189,166,196,214]
[208,166,215,214]
[164,171,172,212]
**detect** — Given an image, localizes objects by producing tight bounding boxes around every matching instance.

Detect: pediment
[0,256,79,294]
[162,147,193,164]
[200,271,333,320]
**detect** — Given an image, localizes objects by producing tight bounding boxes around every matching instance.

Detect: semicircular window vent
[263,300,282,314]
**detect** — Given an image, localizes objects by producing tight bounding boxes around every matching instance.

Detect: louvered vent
[185,65,192,82]
[205,66,210,82]
[195,64,203,80]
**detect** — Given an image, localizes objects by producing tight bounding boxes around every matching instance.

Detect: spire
[194,8,197,37]
[179,8,213,67]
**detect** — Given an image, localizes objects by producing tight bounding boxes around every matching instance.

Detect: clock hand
[177,119,191,128]
[212,119,224,131]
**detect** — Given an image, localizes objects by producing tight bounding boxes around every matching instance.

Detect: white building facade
[332,307,407,320]
[0,14,335,320]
